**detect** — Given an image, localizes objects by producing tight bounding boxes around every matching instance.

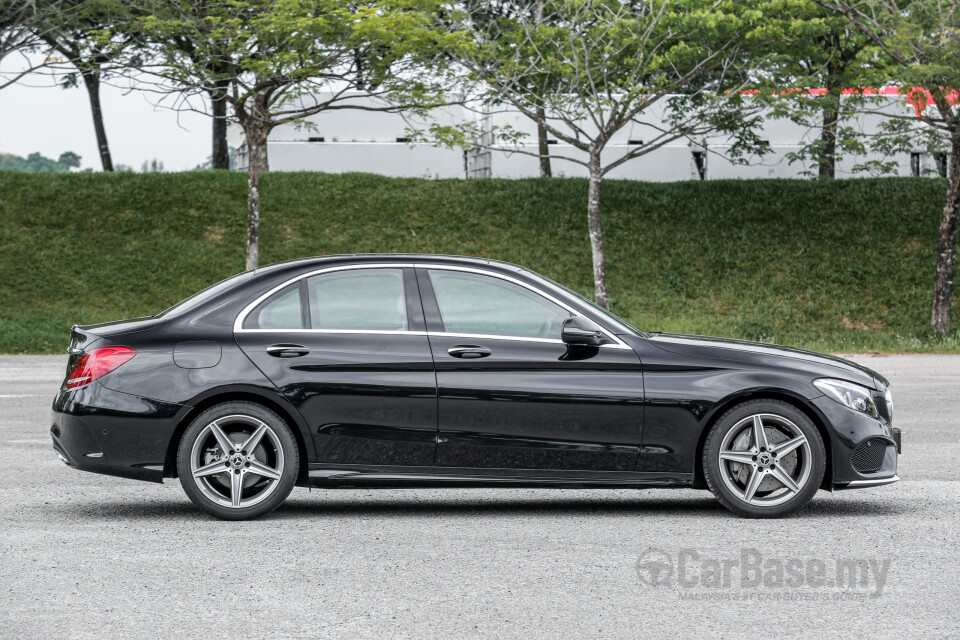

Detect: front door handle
[267,344,310,358]
[448,345,492,359]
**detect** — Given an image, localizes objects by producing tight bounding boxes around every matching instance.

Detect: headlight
[884,387,893,422]
[814,378,879,418]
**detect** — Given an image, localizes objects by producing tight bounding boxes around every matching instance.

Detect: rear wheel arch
[692,390,833,491]
[164,388,312,485]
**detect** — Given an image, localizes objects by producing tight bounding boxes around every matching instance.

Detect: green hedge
[0,170,956,353]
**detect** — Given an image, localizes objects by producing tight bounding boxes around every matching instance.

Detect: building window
[934,153,948,178]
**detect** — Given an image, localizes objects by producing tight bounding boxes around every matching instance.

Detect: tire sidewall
[704,400,825,518]
[177,401,299,520]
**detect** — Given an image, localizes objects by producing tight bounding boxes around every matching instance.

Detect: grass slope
[0,171,957,354]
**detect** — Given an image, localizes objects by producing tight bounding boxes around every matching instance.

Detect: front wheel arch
[693,390,833,491]
[164,388,311,486]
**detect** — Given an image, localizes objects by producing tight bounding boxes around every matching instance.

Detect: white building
[234,93,947,180]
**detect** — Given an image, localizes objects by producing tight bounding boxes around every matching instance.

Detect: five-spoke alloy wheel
[704,400,825,518]
[177,401,299,520]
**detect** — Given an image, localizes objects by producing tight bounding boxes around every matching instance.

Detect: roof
[254,253,524,274]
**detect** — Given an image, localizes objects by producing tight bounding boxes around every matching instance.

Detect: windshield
[157,270,254,319]
[533,273,645,336]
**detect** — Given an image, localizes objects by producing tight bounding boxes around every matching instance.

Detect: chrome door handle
[448,345,492,359]
[267,344,310,358]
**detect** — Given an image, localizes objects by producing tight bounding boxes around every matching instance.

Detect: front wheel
[703,400,825,518]
[177,401,299,520]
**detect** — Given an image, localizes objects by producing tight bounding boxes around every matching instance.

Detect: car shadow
[57,490,909,521]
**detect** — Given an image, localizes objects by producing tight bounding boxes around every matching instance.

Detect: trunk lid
[64,317,163,380]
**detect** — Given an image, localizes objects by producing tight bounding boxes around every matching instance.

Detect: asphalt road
[0,354,957,639]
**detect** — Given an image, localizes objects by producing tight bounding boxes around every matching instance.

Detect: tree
[142,1,234,170]
[141,0,461,269]
[816,0,960,330]
[33,0,142,171]
[140,157,164,172]
[1,0,39,89]
[0,0,72,91]
[437,0,774,308]
[443,0,556,176]
[761,0,881,178]
[0,149,81,171]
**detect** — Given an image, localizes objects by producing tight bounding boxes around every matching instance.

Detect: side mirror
[561,316,607,346]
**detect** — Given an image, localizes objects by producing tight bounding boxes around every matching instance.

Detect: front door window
[428,269,569,340]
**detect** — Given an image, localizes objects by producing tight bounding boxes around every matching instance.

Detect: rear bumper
[50,381,187,483]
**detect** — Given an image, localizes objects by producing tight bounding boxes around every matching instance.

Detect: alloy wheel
[717,413,812,507]
[189,414,285,509]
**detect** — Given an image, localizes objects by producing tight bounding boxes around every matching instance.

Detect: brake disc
[730,426,798,494]
[203,430,272,491]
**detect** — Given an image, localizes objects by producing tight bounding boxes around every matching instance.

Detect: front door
[417,266,645,471]
[235,266,437,466]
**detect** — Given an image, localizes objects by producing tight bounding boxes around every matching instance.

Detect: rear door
[235,265,438,467]
[417,266,645,472]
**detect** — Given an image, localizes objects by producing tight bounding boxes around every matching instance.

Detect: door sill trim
[306,463,693,488]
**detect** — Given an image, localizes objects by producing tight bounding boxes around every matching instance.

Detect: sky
[0,69,213,172]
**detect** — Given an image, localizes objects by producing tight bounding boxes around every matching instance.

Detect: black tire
[177,401,299,520]
[703,399,825,518]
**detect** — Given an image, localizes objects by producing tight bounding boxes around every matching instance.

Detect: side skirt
[305,463,694,489]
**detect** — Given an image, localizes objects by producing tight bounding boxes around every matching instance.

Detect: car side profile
[51,254,901,519]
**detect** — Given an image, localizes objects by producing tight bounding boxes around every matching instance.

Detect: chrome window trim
[233,261,632,350]
[233,263,414,333]
[237,329,428,336]
[419,264,631,349]
[432,332,564,345]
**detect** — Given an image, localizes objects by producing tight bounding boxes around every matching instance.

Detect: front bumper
[51,381,187,483]
[837,474,900,489]
[811,395,900,489]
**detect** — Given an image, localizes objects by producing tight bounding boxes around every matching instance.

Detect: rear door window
[306,268,408,331]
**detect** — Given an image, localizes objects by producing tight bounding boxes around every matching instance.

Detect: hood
[647,332,888,389]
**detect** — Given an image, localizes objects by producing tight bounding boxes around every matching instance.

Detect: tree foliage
[138,0,466,268]
[0,0,75,90]
[430,0,778,306]
[815,0,960,330]
[754,0,888,177]
[0,150,81,171]
[30,0,144,171]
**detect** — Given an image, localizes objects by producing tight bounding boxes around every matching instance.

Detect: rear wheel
[177,401,299,520]
[703,400,825,518]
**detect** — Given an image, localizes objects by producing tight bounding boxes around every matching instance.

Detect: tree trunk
[931,132,960,332]
[819,81,840,179]
[244,126,270,270]
[819,104,838,178]
[80,68,113,172]
[536,106,551,177]
[210,79,230,170]
[532,0,551,179]
[587,155,609,309]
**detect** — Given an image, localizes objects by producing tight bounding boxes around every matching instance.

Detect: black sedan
[51,254,901,519]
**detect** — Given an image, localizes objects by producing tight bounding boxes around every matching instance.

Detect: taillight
[65,346,137,389]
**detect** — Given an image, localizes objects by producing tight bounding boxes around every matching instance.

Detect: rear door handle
[448,345,492,359]
[267,344,310,358]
